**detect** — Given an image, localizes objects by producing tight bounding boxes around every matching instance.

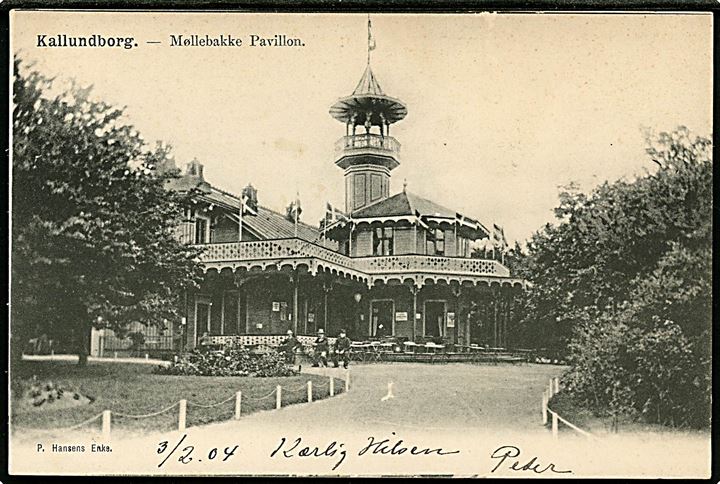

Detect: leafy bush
[156,344,297,377]
[127,331,146,351]
[519,127,711,429]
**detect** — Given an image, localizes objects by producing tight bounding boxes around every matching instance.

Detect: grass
[548,392,709,437]
[11,360,345,439]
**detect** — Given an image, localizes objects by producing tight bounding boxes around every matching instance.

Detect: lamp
[353,293,362,303]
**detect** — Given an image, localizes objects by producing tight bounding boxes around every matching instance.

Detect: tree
[517,126,711,428]
[12,60,203,366]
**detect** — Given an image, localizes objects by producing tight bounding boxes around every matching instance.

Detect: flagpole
[239,198,243,242]
[294,192,299,239]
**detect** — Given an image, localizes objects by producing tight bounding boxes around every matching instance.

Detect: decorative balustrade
[204,334,336,348]
[197,239,511,280]
[354,255,510,277]
[334,133,401,158]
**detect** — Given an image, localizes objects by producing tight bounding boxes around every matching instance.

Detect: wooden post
[113,351,117,359]
[234,391,242,420]
[292,274,299,335]
[542,391,548,425]
[276,385,282,409]
[551,412,559,439]
[178,399,187,431]
[145,353,149,361]
[329,376,335,396]
[307,381,313,403]
[549,378,554,397]
[102,410,111,439]
[345,370,351,392]
[553,377,559,394]
[411,286,418,341]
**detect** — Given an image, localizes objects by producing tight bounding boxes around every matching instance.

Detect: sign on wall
[395,312,408,322]
[272,302,280,312]
[447,312,456,328]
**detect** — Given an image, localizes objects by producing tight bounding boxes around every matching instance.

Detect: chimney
[186,158,204,180]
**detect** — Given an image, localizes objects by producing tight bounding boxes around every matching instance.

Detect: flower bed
[156,345,297,377]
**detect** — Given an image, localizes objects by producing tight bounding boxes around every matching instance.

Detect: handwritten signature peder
[157,433,571,474]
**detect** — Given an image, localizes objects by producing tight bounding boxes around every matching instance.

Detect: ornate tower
[329,29,407,213]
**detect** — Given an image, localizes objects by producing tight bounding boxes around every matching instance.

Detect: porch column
[411,284,420,341]
[323,280,332,331]
[220,291,225,335]
[492,287,499,347]
[292,271,299,334]
[452,286,462,345]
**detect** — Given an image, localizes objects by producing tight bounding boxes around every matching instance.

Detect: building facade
[169,60,525,350]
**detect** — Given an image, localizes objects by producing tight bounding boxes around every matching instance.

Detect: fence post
[542,391,548,425]
[276,385,282,410]
[551,411,558,439]
[145,353,149,361]
[102,410,111,439]
[553,377,559,394]
[114,351,117,359]
[307,381,313,403]
[234,391,242,420]
[329,376,334,397]
[345,370,351,392]
[178,399,187,431]
[548,378,554,397]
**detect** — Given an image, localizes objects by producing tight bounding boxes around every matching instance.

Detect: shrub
[156,344,297,377]
[127,331,146,351]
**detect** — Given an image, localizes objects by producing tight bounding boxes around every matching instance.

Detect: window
[373,227,394,255]
[194,217,209,244]
[426,228,445,255]
[354,174,366,208]
[457,237,468,257]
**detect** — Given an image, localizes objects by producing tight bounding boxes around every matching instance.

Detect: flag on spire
[367,15,376,64]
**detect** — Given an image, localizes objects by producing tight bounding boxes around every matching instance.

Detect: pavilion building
[161,56,525,351]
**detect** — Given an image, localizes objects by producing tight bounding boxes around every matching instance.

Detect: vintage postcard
[7,9,713,478]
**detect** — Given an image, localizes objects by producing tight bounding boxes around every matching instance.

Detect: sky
[11,12,713,243]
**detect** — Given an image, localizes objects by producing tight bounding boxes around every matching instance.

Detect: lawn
[11,360,345,439]
[548,391,710,437]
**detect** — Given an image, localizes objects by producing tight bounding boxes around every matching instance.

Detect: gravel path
[11,363,710,478]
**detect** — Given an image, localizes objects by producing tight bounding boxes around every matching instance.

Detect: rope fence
[541,376,598,441]
[24,372,348,439]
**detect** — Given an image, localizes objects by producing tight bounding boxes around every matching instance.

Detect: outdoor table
[378,342,394,361]
[350,343,370,362]
[366,342,382,362]
[402,341,418,354]
[424,342,445,353]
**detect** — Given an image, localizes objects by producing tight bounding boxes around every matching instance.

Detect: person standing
[280,329,302,364]
[313,328,329,367]
[333,329,352,369]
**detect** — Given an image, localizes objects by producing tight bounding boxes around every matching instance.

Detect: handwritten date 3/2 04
[157,434,239,468]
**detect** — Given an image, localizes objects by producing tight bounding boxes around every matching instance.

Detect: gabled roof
[203,187,326,243]
[352,191,456,219]
[353,64,384,96]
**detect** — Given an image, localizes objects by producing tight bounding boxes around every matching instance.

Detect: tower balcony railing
[334,133,401,161]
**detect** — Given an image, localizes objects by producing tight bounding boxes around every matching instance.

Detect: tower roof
[353,64,384,96]
[329,65,408,126]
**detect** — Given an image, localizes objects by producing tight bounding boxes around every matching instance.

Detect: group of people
[279,328,352,369]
